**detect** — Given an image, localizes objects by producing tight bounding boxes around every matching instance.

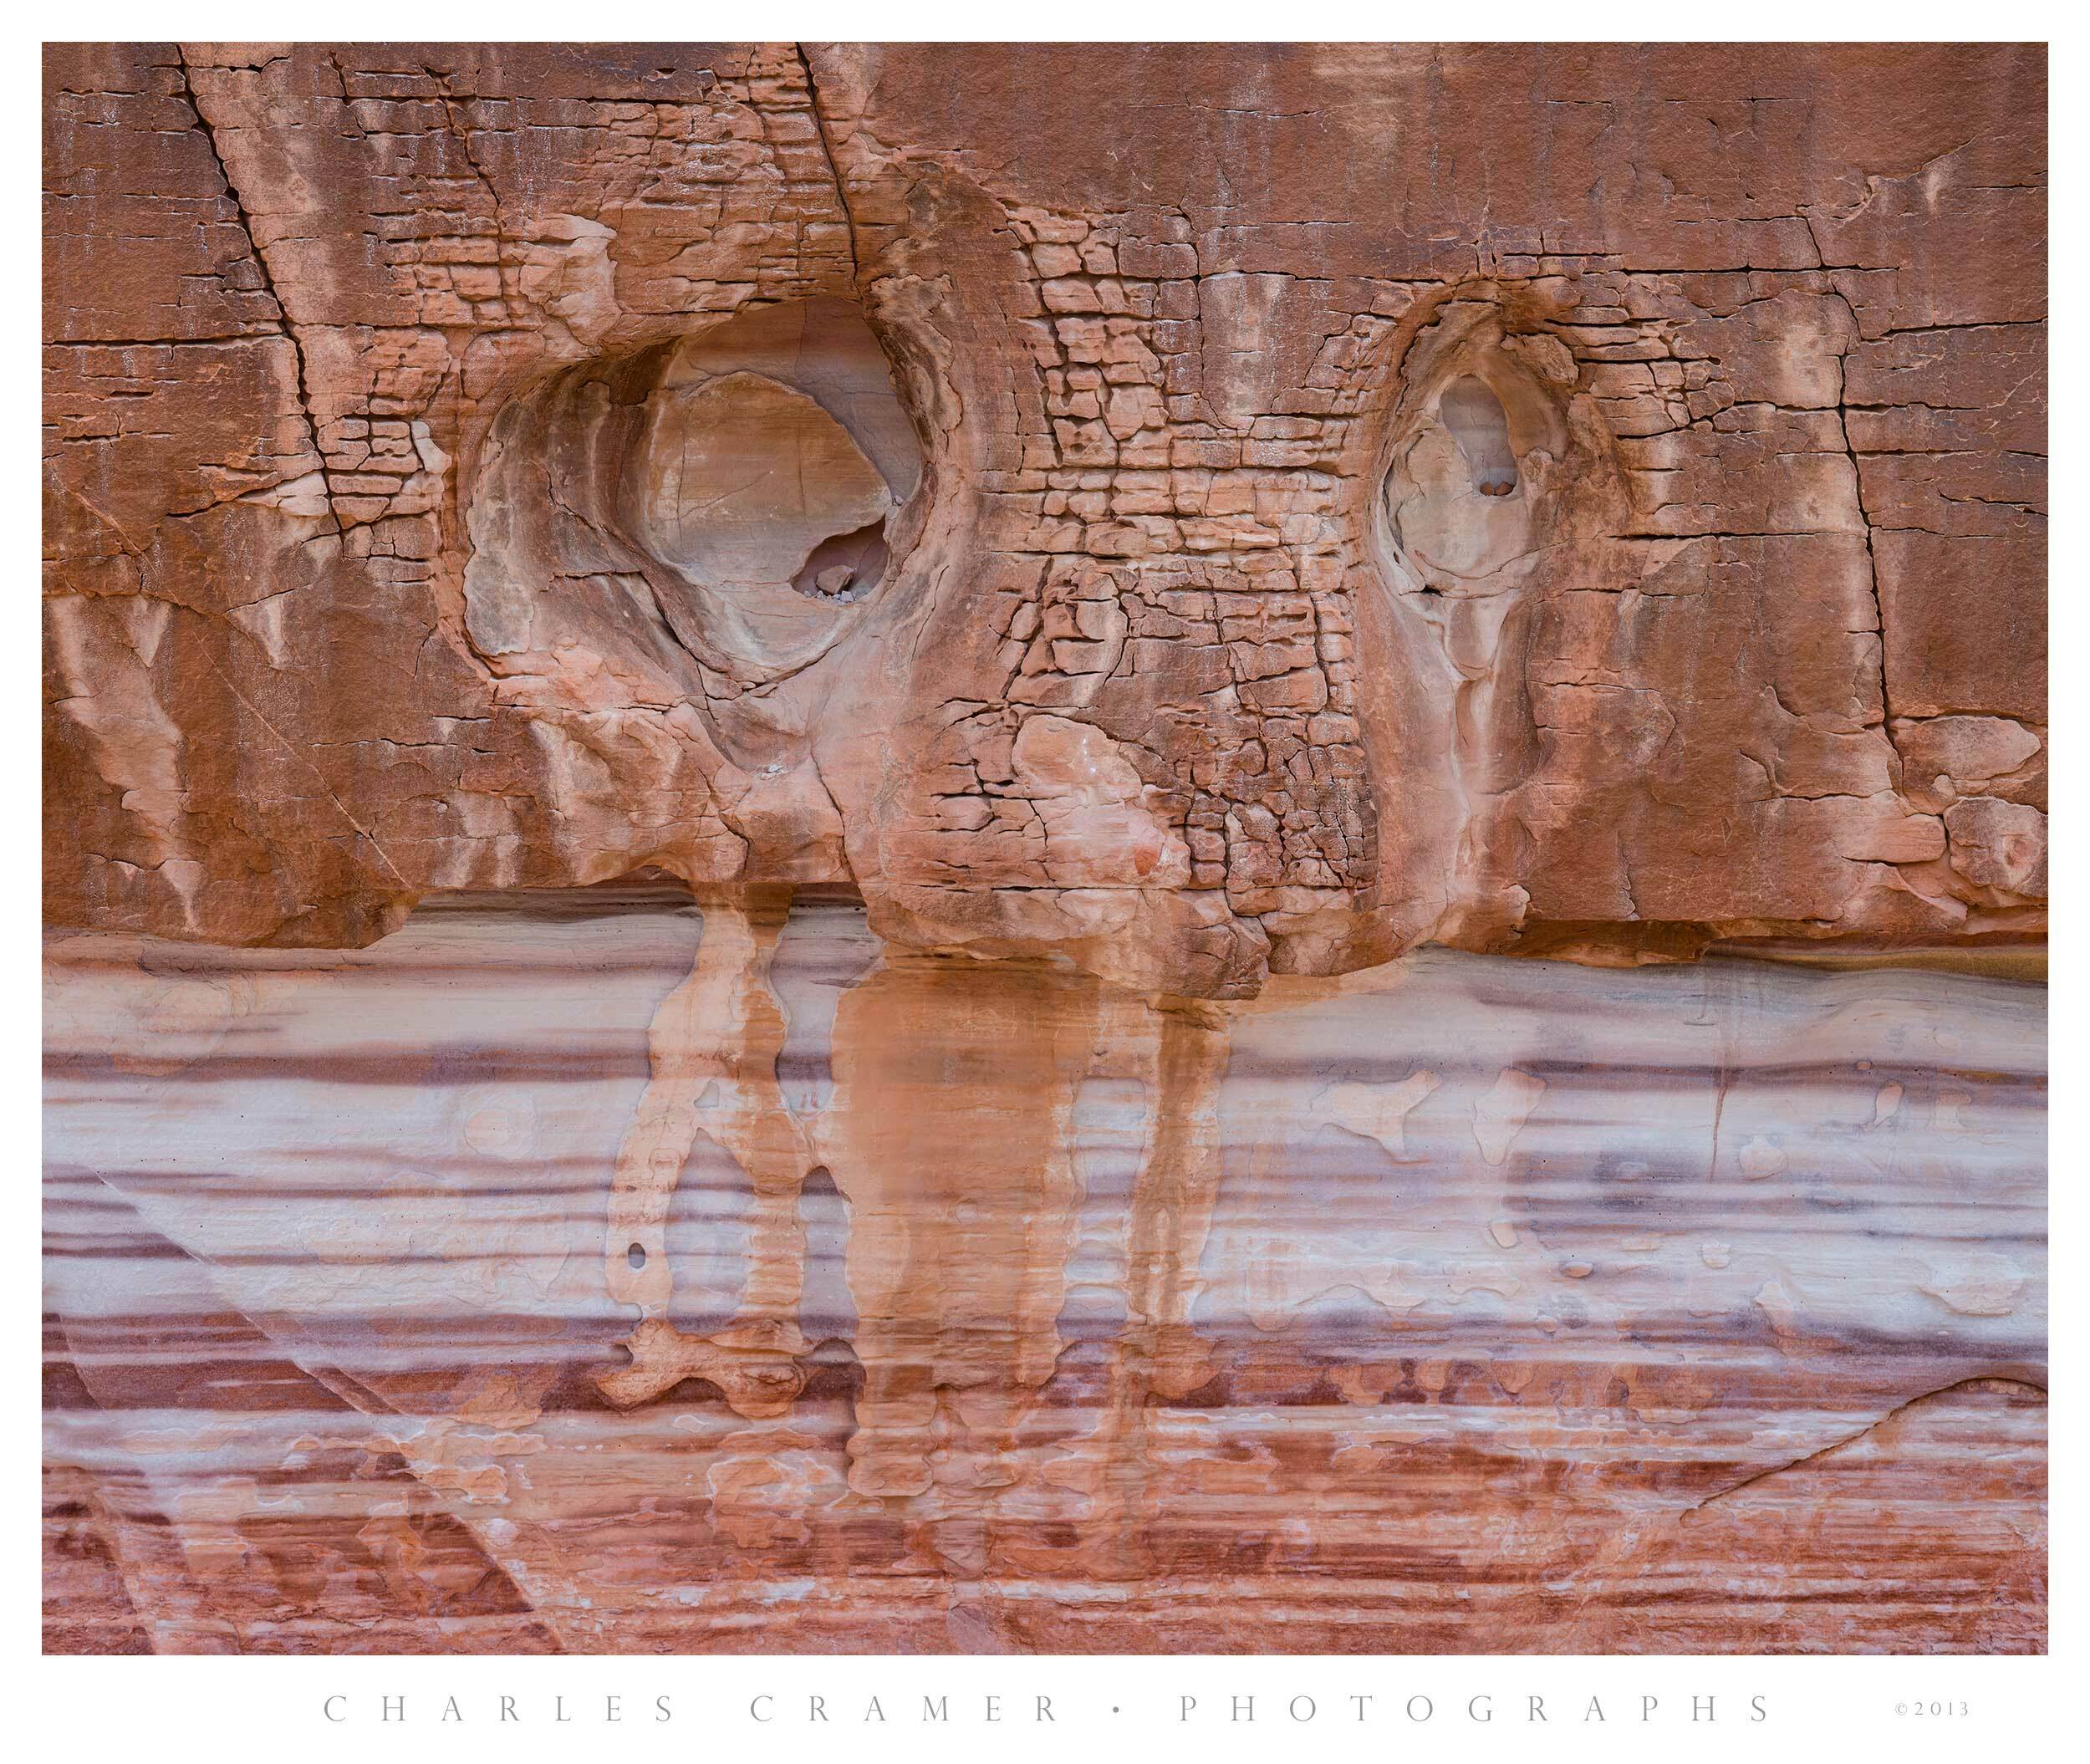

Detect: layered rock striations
[46,891,2047,1651]
[43,43,2046,1652]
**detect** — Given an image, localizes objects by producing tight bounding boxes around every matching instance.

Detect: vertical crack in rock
[198,649,412,891]
[1830,285,1900,770]
[792,44,863,285]
[172,46,341,533]
[425,65,522,353]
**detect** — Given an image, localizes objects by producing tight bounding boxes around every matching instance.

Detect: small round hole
[626,1242,647,1271]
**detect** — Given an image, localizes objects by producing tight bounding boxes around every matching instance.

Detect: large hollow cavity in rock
[638,370,894,605]
[464,296,925,696]
[635,298,923,628]
[627,298,924,675]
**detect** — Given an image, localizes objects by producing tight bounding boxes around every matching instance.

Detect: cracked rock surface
[43,43,2045,1652]
[44,42,2046,981]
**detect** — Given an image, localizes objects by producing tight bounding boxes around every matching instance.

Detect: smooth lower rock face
[45,890,2045,1653]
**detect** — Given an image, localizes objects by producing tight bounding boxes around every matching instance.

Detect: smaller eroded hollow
[1381,339,1572,584]
[1439,375,1519,497]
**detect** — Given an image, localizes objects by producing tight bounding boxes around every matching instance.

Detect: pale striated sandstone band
[45,890,2044,1652]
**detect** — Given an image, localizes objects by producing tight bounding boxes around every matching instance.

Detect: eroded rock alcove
[466,296,927,747]
[44,43,2045,1655]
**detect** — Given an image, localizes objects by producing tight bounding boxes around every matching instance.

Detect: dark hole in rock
[793,522,890,604]
[627,1242,647,1271]
[1439,375,1519,497]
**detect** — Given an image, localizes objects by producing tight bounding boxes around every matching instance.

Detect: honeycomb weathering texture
[43,43,2046,1654]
